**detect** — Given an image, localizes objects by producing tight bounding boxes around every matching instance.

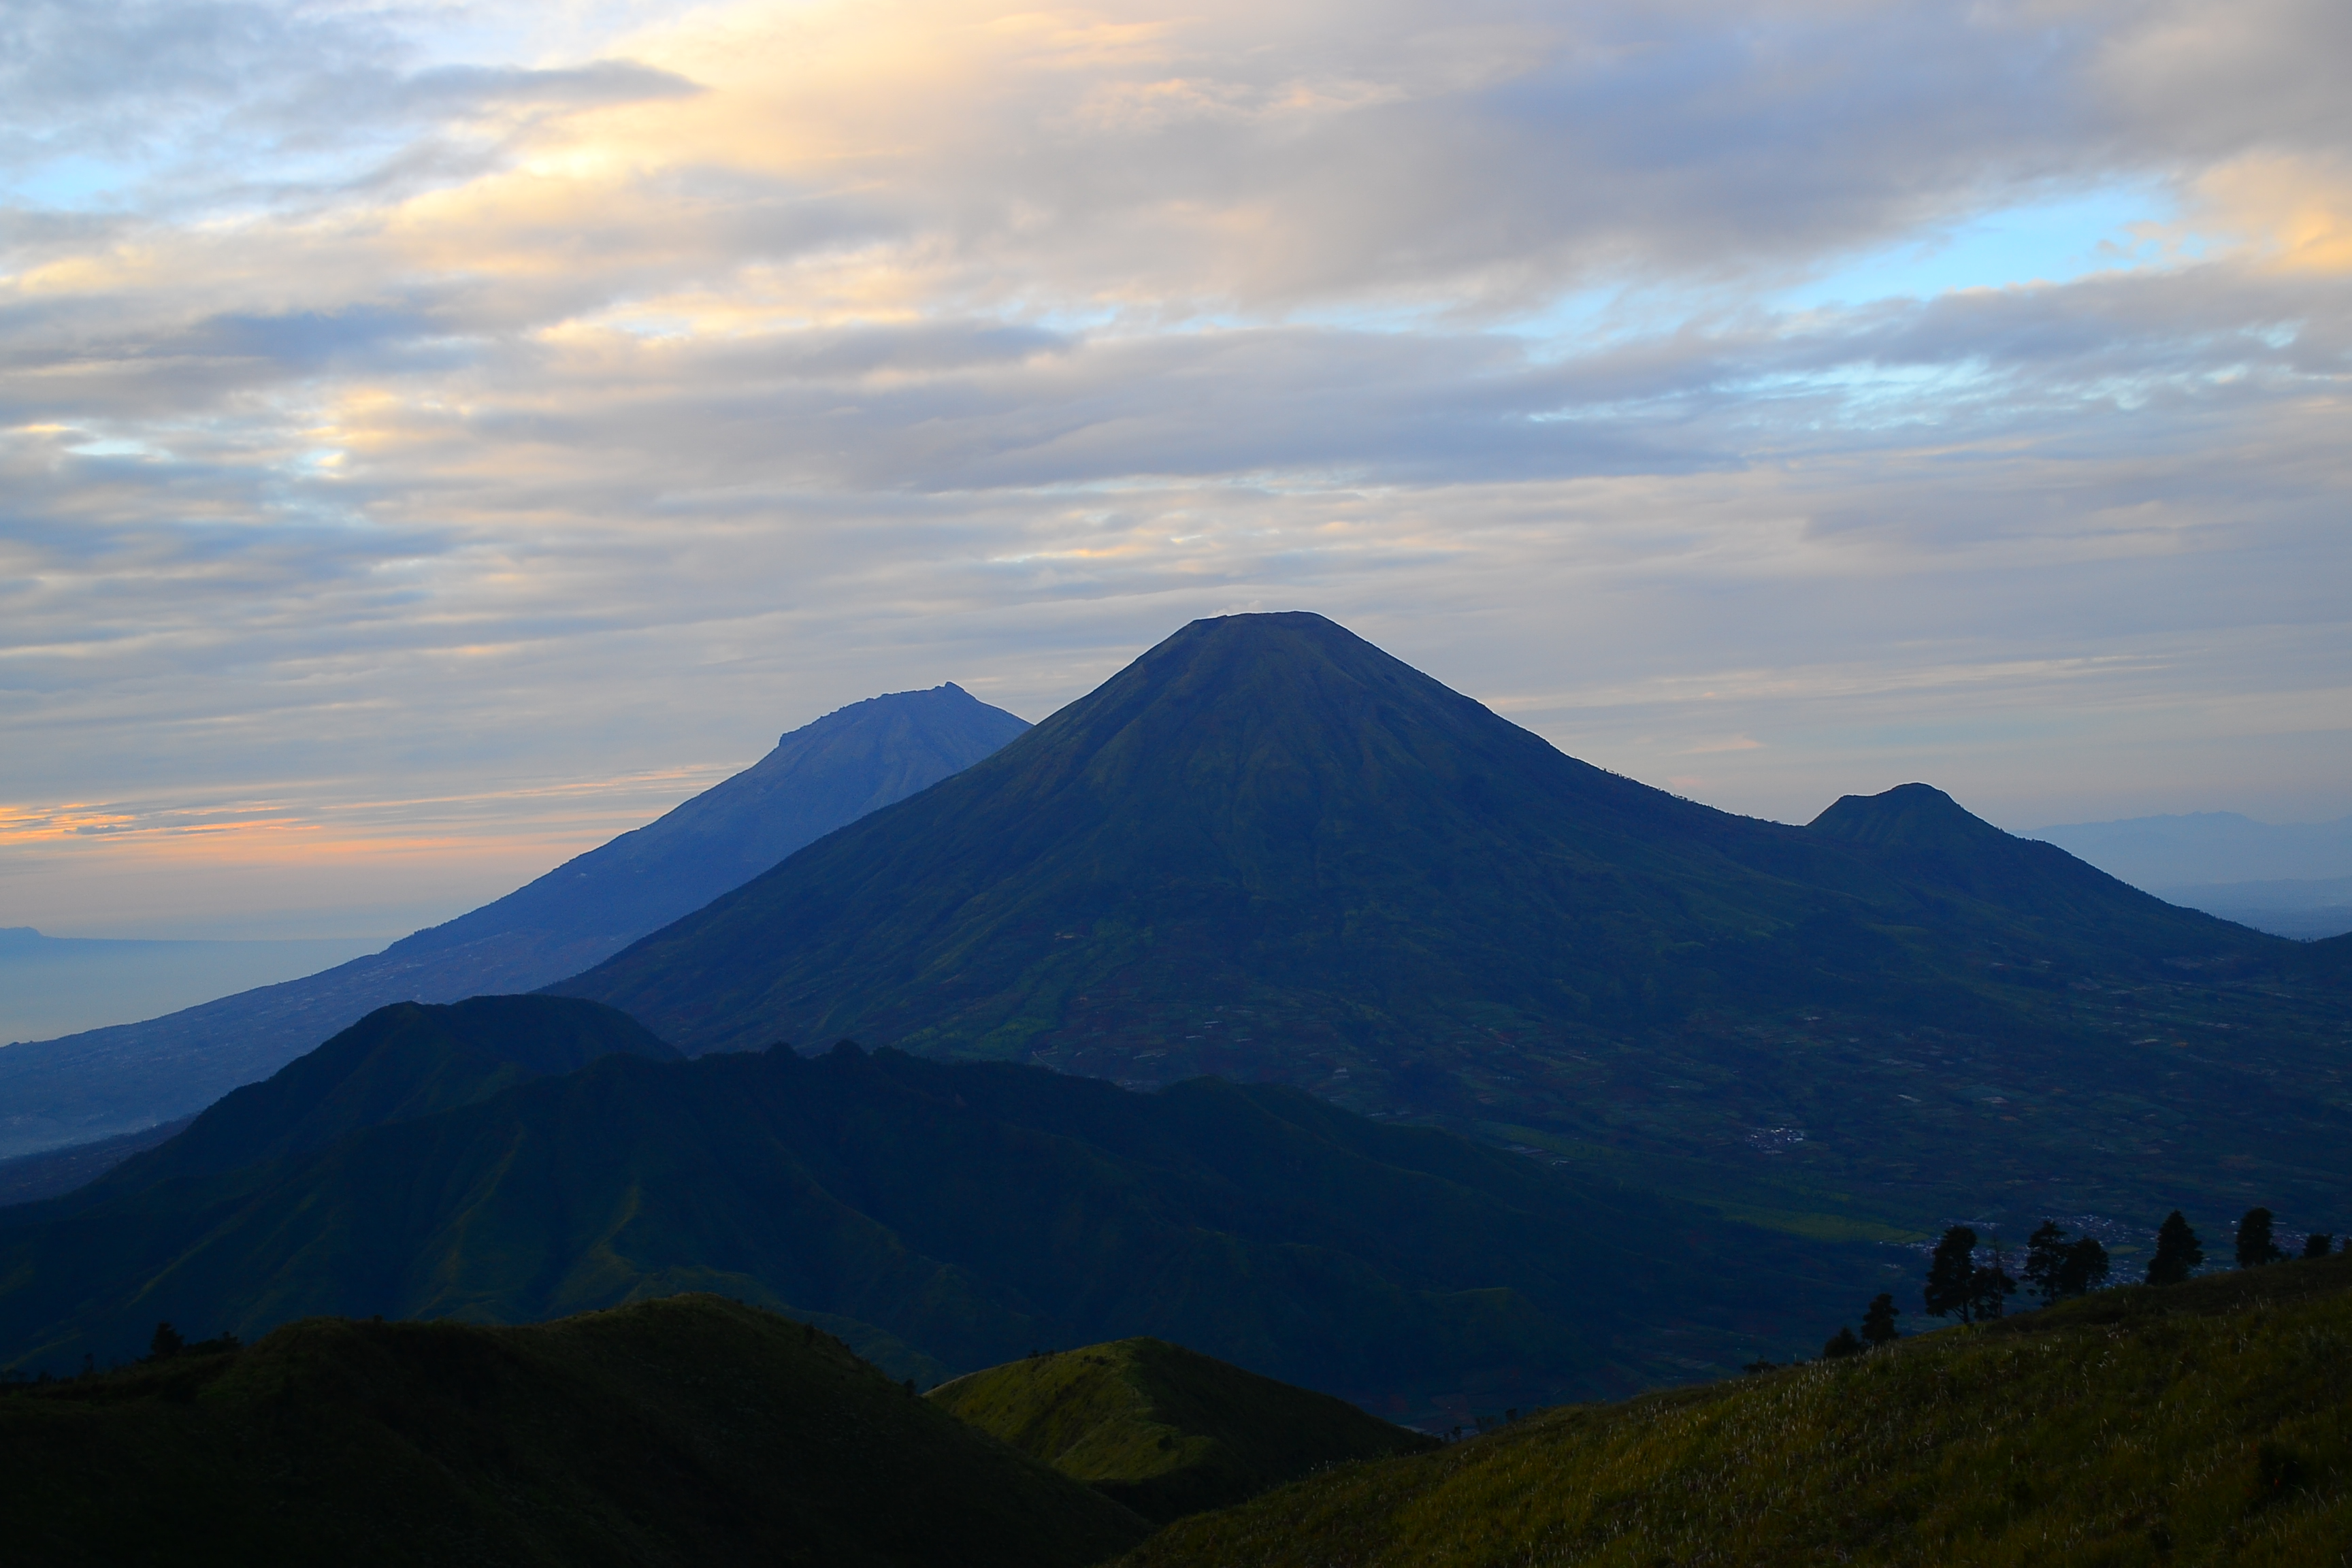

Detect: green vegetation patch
[0,1294,1147,1568]
[1122,1256,2352,1567]
[932,1337,1437,1522]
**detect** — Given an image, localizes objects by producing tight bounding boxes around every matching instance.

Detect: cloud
[1,0,2347,936]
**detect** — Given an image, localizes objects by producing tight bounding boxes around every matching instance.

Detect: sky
[2,0,2347,940]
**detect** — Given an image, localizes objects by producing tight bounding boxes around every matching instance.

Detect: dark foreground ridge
[556,611,2350,1232]
[1122,1253,2352,1567]
[0,1008,1875,1415]
[932,1337,1438,1522]
[0,683,1026,1162]
[0,1294,1148,1568]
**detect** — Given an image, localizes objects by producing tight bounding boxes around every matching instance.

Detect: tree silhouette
[1972,1237,2018,1321]
[2235,1207,2285,1269]
[2024,1220,2110,1303]
[1860,1292,1901,1347]
[2057,1237,2110,1297]
[1925,1227,1982,1323]
[1919,1222,2013,1326]
[1821,1326,1864,1358]
[2304,1232,2335,1259]
[2146,1211,2203,1284]
[2023,1221,2070,1305]
[148,1322,185,1362]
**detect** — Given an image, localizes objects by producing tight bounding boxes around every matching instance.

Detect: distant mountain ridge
[0,685,1027,1161]
[80,996,674,1201]
[0,1002,1873,1414]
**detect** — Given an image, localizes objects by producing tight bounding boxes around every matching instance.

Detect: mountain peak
[1807,783,2006,850]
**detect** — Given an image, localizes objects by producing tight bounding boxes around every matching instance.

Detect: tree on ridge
[2057,1236,2110,1297]
[1925,1228,2012,1324]
[2235,1207,2285,1269]
[1925,1227,1980,1322]
[2147,1210,2204,1285]
[1860,1292,1901,1347]
[2025,1220,2110,1303]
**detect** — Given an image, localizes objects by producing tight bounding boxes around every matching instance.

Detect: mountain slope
[0,1295,1147,1568]
[0,1041,1876,1420]
[1123,1255,2352,1567]
[0,684,1026,1161]
[555,613,2332,1232]
[932,1337,1437,1522]
[76,996,676,1200]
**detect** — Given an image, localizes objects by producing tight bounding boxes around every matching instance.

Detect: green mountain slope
[0,1294,1147,1568]
[0,1041,1879,1420]
[932,1337,1438,1522]
[1123,1256,2352,1567]
[0,683,1025,1162]
[555,612,2342,1234]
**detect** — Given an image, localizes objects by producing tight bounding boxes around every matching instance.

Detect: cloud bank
[2,0,2346,936]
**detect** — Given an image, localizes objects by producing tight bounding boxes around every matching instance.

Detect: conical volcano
[559,614,2259,1062]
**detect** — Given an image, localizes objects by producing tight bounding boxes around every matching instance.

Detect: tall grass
[1124,1256,2352,1566]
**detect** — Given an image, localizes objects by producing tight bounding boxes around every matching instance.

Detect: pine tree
[1860,1292,1901,1346]
[1925,1226,1981,1323]
[1821,1326,1864,1359]
[2304,1232,2335,1259]
[2146,1210,2203,1284]
[2235,1207,2285,1268]
[147,1322,184,1362]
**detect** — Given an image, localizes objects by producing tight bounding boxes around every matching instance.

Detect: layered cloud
[2,0,2347,935]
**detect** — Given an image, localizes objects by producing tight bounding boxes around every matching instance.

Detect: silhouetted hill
[556,613,2334,1232]
[0,1040,1874,1419]
[77,997,674,1200]
[932,1337,1437,1522]
[0,685,1026,1162]
[0,1295,1147,1568]
[1122,1254,2352,1567]
[1808,781,2248,949]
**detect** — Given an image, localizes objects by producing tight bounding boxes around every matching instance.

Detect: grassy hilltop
[932,1336,1437,1522]
[1122,1255,2352,1567]
[0,1294,1147,1568]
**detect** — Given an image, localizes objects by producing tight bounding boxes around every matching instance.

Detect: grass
[930,1337,1437,1522]
[0,1293,1147,1568]
[1120,1254,2352,1567]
